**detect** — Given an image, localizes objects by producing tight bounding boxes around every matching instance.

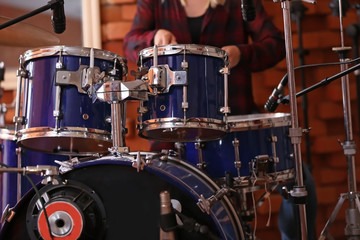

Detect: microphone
[51,0,66,34]
[241,0,256,21]
[264,82,285,112]
[159,191,176,240]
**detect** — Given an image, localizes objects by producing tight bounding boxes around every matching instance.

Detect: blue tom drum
[138,44,229,142]
[185,113,295,187]
[15,46,127,155]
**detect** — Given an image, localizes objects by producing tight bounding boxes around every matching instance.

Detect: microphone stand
[0,0,62,30]
[290,1,313,172]
[319,0,360,238]
[274,0,315,239]
[346,22,360,135]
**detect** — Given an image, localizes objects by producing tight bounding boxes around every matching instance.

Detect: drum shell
[141,54,225,121]
[0,130,67,214]
[0,156,243,239]
[185,113,295,179]
[23,54,112,130]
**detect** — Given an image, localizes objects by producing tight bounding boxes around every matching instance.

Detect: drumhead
[22,45,127,70]
[0,154,245,239]
[139,44,228,61]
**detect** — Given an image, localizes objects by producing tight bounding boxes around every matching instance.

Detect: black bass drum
[0,153,244,239]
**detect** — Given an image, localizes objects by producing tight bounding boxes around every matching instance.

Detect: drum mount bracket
[144,64,187,94]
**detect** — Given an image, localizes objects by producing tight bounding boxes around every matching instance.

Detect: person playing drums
[123,0,317,239]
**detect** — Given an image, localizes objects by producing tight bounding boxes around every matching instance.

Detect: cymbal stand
[274,0,316,238]
[290,1,313,171]
[319,0,360,238]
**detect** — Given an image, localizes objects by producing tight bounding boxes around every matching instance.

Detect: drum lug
[232,138,241,177]
[13,116,26,125]
[269,134,280,165]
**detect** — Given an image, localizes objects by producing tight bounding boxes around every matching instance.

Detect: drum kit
[0,19,302,239]
[1,0,359,239]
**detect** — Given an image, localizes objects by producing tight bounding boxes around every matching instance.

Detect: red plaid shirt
[124,0,285,115]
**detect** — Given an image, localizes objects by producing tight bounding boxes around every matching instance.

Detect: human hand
[222,45,241,68]
[154,29,178,45]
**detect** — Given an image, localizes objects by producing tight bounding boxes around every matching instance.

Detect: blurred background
[0,0,359,239]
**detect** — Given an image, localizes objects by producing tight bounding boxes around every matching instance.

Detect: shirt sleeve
[236,0,286,72]
[123,0,157,62]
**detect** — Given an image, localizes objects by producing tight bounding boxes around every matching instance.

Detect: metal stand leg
[319,0,360,236]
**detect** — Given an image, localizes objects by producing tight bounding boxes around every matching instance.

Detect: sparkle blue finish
[185,124,295,178]
[0,135,67,214]
[24,55,112,131]
[141,54,225,120]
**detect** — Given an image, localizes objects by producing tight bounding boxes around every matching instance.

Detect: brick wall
[100,0,360,239]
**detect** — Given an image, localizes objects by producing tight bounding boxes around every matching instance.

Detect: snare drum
[138,44,229,142]
[185,113,295,185]
[16,46,127,155]
[0,129,67,214]
[0,154,244,239]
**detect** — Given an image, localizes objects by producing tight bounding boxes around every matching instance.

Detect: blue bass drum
[16,46,127,155]
[0,154,245,239]
[138,44,229,142]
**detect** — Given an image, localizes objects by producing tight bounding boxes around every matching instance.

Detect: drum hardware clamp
[0,204,15,224]
[0,165,60,185]
[143,45,187,95]
[197,187,234,214]
[281,185,308,205]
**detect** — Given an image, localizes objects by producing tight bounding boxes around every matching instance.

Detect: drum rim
[22,45,127,64]
[138,44,228,60]
[0,128,15,141]
[228,112,291,131]
[71,155,245,239]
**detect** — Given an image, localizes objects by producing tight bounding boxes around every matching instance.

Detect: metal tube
[281,0,307,239]
[111,102,123,148]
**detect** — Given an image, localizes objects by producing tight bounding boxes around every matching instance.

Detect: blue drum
[138,44,229,142]
[16,46,127,155]
[0,128,68,217]
[0,154,244,239]
[185,113,295,185]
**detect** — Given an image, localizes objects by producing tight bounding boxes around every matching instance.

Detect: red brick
[101,5,123,23]
[326,152,351,168]
[316,102,344,119]
[103,40,124,56]
[318,168,347,185]
[257,193,283,215]
[102,21,132,41]
[316,186,339,205]
[308,119,327,136]
[121,4,137,20]
[312,135,342,154]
